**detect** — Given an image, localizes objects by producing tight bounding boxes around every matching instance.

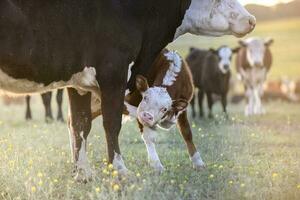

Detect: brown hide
[93,49,194,119]
[236,46,273,73]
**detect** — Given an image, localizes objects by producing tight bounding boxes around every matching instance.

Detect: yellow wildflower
[31,186,36,193]
[112,184,120,191]
[95,187,100,193]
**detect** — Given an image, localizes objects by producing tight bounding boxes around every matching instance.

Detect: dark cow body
[25,89,64,122]
[0,0,255,180]
[187,47,235,118]
[0,0,192,168]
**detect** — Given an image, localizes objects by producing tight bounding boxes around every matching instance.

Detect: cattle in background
[235,37,274,116]
[93,49,205,173]
[263,79,299,102]
[186,46,238,118]
[0,0,255,181]
[25,89,64,122]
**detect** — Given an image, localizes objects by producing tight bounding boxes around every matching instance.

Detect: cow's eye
[143,96,148,101]
[161,107,168,113]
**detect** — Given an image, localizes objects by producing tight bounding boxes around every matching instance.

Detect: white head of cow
[135,75,188,127]
[175,0,256,39]
[210,46,239,74]
[239,37,274,68]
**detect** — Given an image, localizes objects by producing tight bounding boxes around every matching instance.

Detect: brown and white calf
[186,46,238,118]
[93,49,205,173]
[235,37,274,116]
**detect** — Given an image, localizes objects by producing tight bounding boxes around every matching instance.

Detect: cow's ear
[238,40,247,47]
[232,47,240,53]
[264,38,274,46]
[136,75,149,93]
[172,99,188,112]
[209,48,218,55]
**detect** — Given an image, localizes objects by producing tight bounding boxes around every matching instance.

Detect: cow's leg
[244,86,254,116]
[141,126,164,173]
[177,111,205,170]
[206,92,214,118]
[190,93,196,118]
[97,58,129,175]
[221,93,228,118]
[56,89,64,122]
[25,95,32,120]
[198,90,204,118]
[67,88,92,182]
[41,92,53,122]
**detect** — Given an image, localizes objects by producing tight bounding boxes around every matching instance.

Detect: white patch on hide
[218,46,232,74]
[243,37,266,67]
[74,132,92,181]
[137,87,172,127]
[141,127,164,173]
[162,51,182,86]
[190,151,205,169]
[0,66,100,97]
[112,152,128,175]
[125,61,135,96]
[174,0,255,39]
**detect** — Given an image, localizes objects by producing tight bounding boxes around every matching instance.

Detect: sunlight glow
[240,0,294,6]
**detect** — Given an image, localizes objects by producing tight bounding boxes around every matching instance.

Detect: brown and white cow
[235,37,274,116]
[93,49,205,173]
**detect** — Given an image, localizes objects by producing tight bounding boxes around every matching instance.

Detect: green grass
[169,17,300,80]
[0,94,300,200]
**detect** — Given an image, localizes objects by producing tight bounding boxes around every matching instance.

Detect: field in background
[169,17,300,80]
[0,95,299,199]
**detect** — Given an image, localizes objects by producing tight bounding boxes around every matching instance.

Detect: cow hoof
[190,152,206,171]
[73,168,93,183]
[149,161,165,174]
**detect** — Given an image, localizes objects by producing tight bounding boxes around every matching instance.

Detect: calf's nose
[142,112,154,122]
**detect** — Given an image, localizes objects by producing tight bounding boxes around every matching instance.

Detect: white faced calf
[236,37,274,115]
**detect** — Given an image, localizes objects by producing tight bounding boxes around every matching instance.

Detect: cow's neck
[174,0,214,39]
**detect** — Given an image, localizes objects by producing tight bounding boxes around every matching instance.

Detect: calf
[25,89,64,122]
[186,46,238,118]
[93,49,205,173]
[236,37,274,116]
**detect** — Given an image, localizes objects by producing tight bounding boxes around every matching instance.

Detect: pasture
[170,17,300,80]
[0,18,300,200]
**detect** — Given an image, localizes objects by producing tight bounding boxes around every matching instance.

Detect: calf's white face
[135,75,188,127]
[239,37,273,68]
[175,0,256,39]
[217,47,233,74]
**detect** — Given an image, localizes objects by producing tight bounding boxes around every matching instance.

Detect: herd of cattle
[0,0,297,182]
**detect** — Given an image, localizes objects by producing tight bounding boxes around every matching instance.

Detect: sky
[240,0,293,6]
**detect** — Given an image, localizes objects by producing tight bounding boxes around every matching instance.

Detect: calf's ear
[232,47,240,53]
[172,99,188,112]
[264,38,274,46]
[136,75,149,93]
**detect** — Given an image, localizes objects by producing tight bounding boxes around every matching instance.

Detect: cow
[263,79,299,102]
[186,46,238,118]
[235,37,273,116]
[0,0,255,181]
[93,49,205,173]
[25,89,64,122]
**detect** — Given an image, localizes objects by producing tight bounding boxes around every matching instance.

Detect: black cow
[25,89,64,122]
[0,0,255,181]
[187,46,238,118]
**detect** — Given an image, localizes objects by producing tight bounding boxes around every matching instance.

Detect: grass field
[0,95,300,200]
[169,17,300,80]
[1,18,300,200]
